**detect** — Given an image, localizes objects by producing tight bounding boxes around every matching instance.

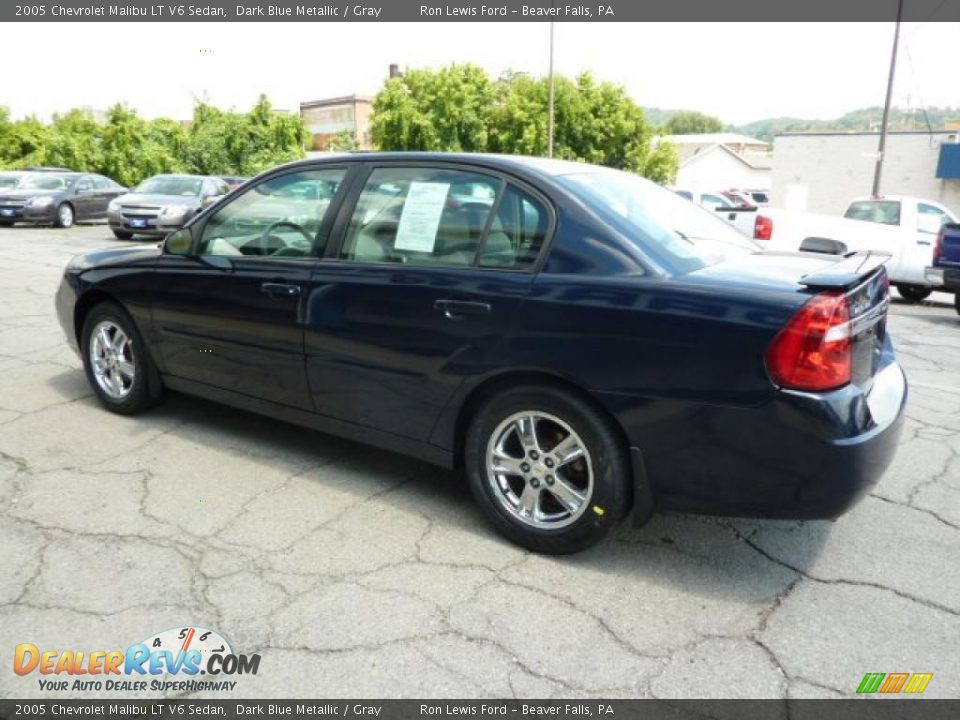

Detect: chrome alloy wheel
[89,320,136,400]
[485,411,594,529]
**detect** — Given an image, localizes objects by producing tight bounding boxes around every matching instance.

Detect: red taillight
[766,293,852,392]
[933,228,944,264]
[754,215,773,241]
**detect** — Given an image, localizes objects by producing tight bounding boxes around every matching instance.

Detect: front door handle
[434,298,492,319]
[261,282,301,298]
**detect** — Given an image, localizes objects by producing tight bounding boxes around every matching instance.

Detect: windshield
[0,174,22,189]
[134,176,203,197]
[20,174,72,190]
[557,169,759,272]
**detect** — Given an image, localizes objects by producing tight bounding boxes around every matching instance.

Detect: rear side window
[340,167,548,270]
[844,201,901,226]
[479,185,548,269]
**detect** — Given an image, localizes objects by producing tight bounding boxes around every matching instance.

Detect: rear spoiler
[799,250,891,291]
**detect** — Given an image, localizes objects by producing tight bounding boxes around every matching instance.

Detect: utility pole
[547,20,555,158]
[872,0,904,197]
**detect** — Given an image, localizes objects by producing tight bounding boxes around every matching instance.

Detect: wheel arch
[452,371,618,459]
[73,289,118,345]
[448,369,653,522]
[453,370,655,526]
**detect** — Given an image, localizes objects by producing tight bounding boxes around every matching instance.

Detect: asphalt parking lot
[1,223,958,700]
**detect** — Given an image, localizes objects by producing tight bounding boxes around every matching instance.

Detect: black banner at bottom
[1,700,959,720]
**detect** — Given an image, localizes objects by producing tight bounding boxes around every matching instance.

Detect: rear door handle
[434,298,492,319]
[261,282,301,298]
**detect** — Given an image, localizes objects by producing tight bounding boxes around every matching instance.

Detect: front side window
[340,167,500,268]
[198,168,346,258]
[917,203,951,234]
[76,177,93,191]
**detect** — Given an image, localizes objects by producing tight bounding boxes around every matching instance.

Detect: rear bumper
[926,266,960,291]
[601,346,907,520]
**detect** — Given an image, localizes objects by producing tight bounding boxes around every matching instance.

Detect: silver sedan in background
[107,174,230,240]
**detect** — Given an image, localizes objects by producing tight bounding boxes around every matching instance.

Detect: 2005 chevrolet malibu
[56,154,906,553]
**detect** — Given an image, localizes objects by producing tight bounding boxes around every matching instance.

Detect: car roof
[292,152,602,178]
[847,195,940,205]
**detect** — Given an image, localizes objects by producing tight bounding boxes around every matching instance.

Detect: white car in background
[674,189,758,237]
[754,195,958,302]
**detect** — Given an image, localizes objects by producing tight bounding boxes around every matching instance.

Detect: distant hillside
[644,106,960,143]
[729,106,960,143]
[642,107,685,127]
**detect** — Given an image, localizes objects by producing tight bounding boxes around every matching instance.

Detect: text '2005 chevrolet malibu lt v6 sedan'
[55,153,906,553]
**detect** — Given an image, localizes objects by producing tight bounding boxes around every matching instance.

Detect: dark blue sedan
[55,153,906,553]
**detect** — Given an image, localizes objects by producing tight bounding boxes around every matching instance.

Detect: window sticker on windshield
[394,182,450,252]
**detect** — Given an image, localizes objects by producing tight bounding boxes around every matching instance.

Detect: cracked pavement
[1,224,958,700]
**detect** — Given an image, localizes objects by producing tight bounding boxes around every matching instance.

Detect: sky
[4,21,958,125]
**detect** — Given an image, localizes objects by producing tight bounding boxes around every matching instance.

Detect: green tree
[46,109,103,172]
[185,96,307,176]
[0,114,52,169]
[664,110,725,135]
[99,104,182,186]
[326,129,359,151]
[370,64,676,181]
[371,64,495,152]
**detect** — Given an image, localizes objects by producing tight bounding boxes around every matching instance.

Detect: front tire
[54,203,74,228]
[895,284,932,303]
[465,384,631,554]
[81,302,164,414]
[954,293,960,316]
[0,219,14,227]
[112,229,134,240]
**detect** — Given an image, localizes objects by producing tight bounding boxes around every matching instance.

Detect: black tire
[895,284,932,303]
[112,229,135,240]
[0,219,14,227]
[54,202,74,229]
[465,384,631,554]
[954,293,960,316]
[80,301,164,414]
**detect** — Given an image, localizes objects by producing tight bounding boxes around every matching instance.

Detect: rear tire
[954,293,960,316]
[112,229,134,240]
[54,203,74,229]
[895,284,932,303]
[465,384,631,554]
[80,301,164,414]
[0,219,14,227]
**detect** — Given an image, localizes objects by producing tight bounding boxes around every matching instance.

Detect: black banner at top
[3,0,960,22]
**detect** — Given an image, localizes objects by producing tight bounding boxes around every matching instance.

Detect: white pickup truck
[675,189,758,237]
[754,195,958,301]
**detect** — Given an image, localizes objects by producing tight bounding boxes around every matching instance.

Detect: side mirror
[201,194,224,208]
[163,228,192,256]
